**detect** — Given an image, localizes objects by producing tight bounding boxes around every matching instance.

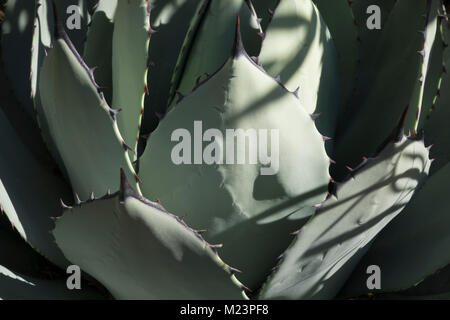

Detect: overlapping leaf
[38,25,138,200]
[333,0,438,180]
[111,0,150,156]
[0,215,105,299]
[341,158,450,297]
[0,107,71,268]
[424,19,450,174]
[83,0,118,105]
[53,171,245,300]
[259,135,430,299]
[313,0,358,111]
[168,0,262,107]
[141,0,201,135]
[259,0,340,140]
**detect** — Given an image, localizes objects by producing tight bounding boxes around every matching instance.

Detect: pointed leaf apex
[231,15,245,59]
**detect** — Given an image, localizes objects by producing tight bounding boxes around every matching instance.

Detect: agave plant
[1,0,450,300]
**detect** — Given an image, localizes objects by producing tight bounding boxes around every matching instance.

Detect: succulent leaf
[423,19,450,174]
[52,170,245,300]
[0,265,103,300]
[259,0,341,141]
[259,135,431,300]
[32,0,97,104]
[141,0,203,136]
[111,0,150,157]
[418,16,446,128]
[251,0,279,31]
[386,264,450,299]
[139,24,330,290]
[1,0,95,115]
[0,39,56,171]
[168,0,263,108]
[312,0,359,111]
[0,215,105,299]
[83,0,118,105]
[339,0,396,125]
[1,0,36,117]
[332,0,438,180]
[351,0,397,67]
[53,0,95,52]
[38,24,139,200]
[406,0,440,131]
[32,0,78,176]
[0,107,72,268]
[340,160,450,297]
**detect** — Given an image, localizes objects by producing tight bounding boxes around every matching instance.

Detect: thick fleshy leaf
[382,264,450,300]
[0,215,105,300]
[4,0,95,118]
[259,135,430,300]
[112,0,150,156]
[0,107,71,268]
[57,0,97,51]
[168,0,262,106]
[251,0,279,31]
[83,0,118,105]
[53,171,245,300]
[139,28,330,290]
[33,0,87,173]
[339,0,396,125]
[0,265,104,300]
[351,0,397,68]
[406,0,439,131]
[340,160,450,297]
[345,263,450,300]
[332,0,438,180]
[38,26,139,200]
[418,17,446,128]
[1,0,36,117]
[424,20,450,174]
[0,32,56,173]
[141,0,201,135]
[259,0,340,140]
[312,0,358,111]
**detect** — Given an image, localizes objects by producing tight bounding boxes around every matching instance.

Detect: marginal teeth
[75,193,82,205]
[60,199,72,209]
